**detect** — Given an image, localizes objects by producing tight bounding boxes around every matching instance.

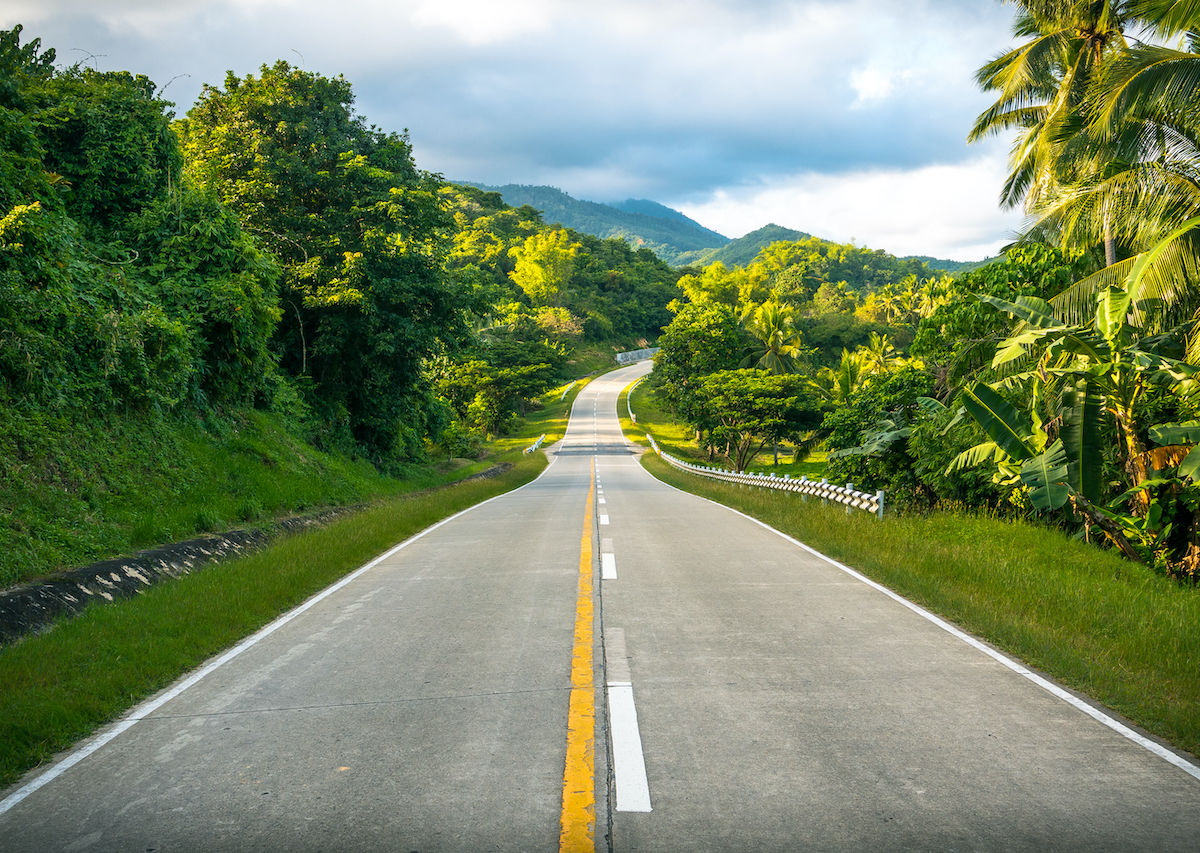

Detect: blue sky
[5,0,1025,260]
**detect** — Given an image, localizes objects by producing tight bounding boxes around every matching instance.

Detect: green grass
[625,393,1200,761]
[0,380,591,589]
[0,452,548,789]
[0,407,426,587]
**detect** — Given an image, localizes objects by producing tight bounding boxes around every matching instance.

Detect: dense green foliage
[649,1,1200,579]
[0,26,681,585]
[177,62,464,459]
[0,27,279,416]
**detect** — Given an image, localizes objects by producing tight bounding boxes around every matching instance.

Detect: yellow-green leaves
[507,228,580,306]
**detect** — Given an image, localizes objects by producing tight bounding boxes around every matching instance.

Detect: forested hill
[674,224,811,268]
[0,27,684,585]
[471,184,987,273]
[470,183,728,265]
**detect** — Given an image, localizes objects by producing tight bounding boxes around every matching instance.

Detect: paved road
[3,360,1200,851]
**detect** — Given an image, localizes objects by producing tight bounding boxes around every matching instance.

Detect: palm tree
[861,332,898,375]
[741,299,805,463]
[969,1,1134,263]
[808,349,866,406]
[741,299,804,375]
[1020,3,1200,347]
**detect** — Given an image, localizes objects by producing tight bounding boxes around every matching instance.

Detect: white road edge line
[601,552,617,580]
[607,682,652,812]
[642,468,1200,784]
[0,454,563,817]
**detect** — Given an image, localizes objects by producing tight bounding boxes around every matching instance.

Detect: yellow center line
[559,457,596,852]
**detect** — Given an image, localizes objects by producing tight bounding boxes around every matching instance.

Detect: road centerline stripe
[559,458,597,851]
[603,627,652,813]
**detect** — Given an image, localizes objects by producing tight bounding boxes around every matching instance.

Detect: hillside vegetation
[0,26,680,586]
[644,0,1200,581]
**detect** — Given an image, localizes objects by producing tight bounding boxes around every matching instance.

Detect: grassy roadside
[620,378,1200,760]
[1,375,588,589]
[0,379,587,790]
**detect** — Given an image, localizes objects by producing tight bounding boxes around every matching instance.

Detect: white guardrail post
[627,378,642,423]
[523,434,547,455]
[643,433,885,519]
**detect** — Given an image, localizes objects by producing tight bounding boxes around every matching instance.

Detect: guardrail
[626,378,643,423]
[646,434,884,519]
[559,381,577,401]
[616,347,660,365]
[523,434,547,455]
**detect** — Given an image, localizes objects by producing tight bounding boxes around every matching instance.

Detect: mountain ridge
[464,182,988,273]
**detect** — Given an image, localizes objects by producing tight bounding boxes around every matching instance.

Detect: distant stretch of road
[3,361,1199,851]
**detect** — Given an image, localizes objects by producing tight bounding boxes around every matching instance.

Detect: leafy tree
[178,61,467,459]
[693,369,821,472]
[740,299,806,375]
[27,67,181,232]
[0,27,281,414]
[652,302,747,423]
[123,188,281,404]
[911,244,1087,387]
[508,228,580,306]
[823,366,936,500]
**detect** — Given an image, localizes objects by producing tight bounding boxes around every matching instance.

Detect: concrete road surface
[3,361,1199,852]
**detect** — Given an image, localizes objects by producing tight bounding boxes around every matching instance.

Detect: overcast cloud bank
[5,0,1024,260]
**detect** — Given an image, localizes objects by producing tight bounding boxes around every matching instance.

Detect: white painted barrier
[523,434,547,455]
[559,381,577,401]
[626,378,643,423]
[645,433,885,519]
[615,347,660,365]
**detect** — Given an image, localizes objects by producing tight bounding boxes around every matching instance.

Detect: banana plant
[950,382,1078,511]
[949,280,1199,563]
[974,284,1196,504]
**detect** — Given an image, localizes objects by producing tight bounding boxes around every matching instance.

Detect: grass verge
[0,451,548,790]
[623,387,1200,761]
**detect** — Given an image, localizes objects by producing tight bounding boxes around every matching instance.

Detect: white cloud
[3,0,1024,257]
[409,0,555,45]
[849,67,898,106]
[675,144,1025,261]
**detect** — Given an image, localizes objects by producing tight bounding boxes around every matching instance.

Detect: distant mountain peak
[460,182,987,272]
[465,183,728,265]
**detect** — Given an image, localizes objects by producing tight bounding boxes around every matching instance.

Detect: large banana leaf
[1095,285,1132,344]
[977,293,1062,329]
[1180,446,1200,482]
[1020,439,1071,510]
[1061,377,1104,502]
[915,396,948,415]
[961,384,1036,461]
[946,441,1003,473]
[1149,420,1200,445]
[993,328,1058,369]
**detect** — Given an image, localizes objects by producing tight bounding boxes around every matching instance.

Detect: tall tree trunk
[1104,213,1117,267]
